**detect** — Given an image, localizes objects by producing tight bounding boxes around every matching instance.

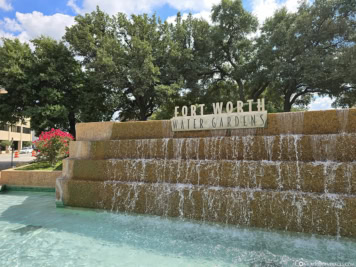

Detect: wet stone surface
[59,109,356,238]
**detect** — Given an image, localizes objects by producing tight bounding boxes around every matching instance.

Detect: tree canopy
[0,37,111,136]
[257,0,356,111]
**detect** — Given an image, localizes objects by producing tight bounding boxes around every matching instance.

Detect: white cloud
[67,0,82,14]
[0,0,12,11]
[251,0,279,24]
[251,0,304,24]
[308,96,334,111]
[166,11,211,24]
[68,0,158,15]
[166,0,219,12]
[0,28,15,40]
[0,27,17,46]
[284,0,301,13]
[67,0,220,15]
[0,12,75,43]
[15,12,75,41]
[3,18,22,32]
[167,0,303,31]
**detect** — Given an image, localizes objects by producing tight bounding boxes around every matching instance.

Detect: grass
[16,161,63,171]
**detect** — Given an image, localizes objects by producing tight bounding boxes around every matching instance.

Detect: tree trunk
[283,97,292,112]
[237,79,245,102]
[252,82,269,101]
[137,105,148,121]
[139,115,148,121]
[68,111,76,138]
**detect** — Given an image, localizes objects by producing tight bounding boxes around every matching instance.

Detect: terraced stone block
[70,134,356,162]
[62,158,356,195]
[76,109,356,141]
[56,179,356,238]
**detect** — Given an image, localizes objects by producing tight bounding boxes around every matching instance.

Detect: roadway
[0,153,35,171]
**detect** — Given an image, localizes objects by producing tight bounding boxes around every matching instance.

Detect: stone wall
[56,109,356,237]
[1,169,61,188]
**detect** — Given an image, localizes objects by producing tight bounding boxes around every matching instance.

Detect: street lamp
[0,88,8,94]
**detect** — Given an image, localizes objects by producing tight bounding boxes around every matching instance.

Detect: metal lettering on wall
[170,99,267,132]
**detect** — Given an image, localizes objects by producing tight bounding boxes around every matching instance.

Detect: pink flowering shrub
[33,129,74,166]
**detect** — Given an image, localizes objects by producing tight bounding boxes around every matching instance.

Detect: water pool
[0,191,355,266]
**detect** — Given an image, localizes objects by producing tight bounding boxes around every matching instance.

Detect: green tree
[210,0,258,102]
[64,8,121,121]
[65,8,181,121]
[28,37,86,136]
[0,39,33,125]
[331,21,356,108]
[257,0,356,111]
[0,37,109,137]
[153,13,217,118]
[0,140,11,151]
[23,141,32,147]
[154,2,260,118]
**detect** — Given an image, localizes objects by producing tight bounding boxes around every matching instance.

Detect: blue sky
[0,0,304,40]
[0,0,252,22]
[0,0,332,110]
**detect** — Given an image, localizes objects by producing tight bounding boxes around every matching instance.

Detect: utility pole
[10,138,14,168]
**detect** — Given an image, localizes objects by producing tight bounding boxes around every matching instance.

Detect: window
[10,126,21,133]
[0,124,9,131]
[23,127,31,134]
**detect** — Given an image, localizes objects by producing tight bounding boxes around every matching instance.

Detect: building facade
[0,119,33,151]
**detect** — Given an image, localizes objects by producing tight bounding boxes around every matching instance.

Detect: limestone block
[1,169,61,188]
[64,158,356,195]
[75,109,356,141]
[70,133,356,162]
[57,179,356,237]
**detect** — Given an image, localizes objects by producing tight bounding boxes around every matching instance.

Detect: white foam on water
[337,109,349,133]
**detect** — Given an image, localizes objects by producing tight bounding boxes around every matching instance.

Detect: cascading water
[56,110,356,238]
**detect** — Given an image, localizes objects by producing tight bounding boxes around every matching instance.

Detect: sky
[0,0,333,110]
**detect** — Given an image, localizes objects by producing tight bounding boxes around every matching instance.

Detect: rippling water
[0,191,355,266]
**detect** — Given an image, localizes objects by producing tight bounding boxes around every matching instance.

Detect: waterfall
[57,109,356,238]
